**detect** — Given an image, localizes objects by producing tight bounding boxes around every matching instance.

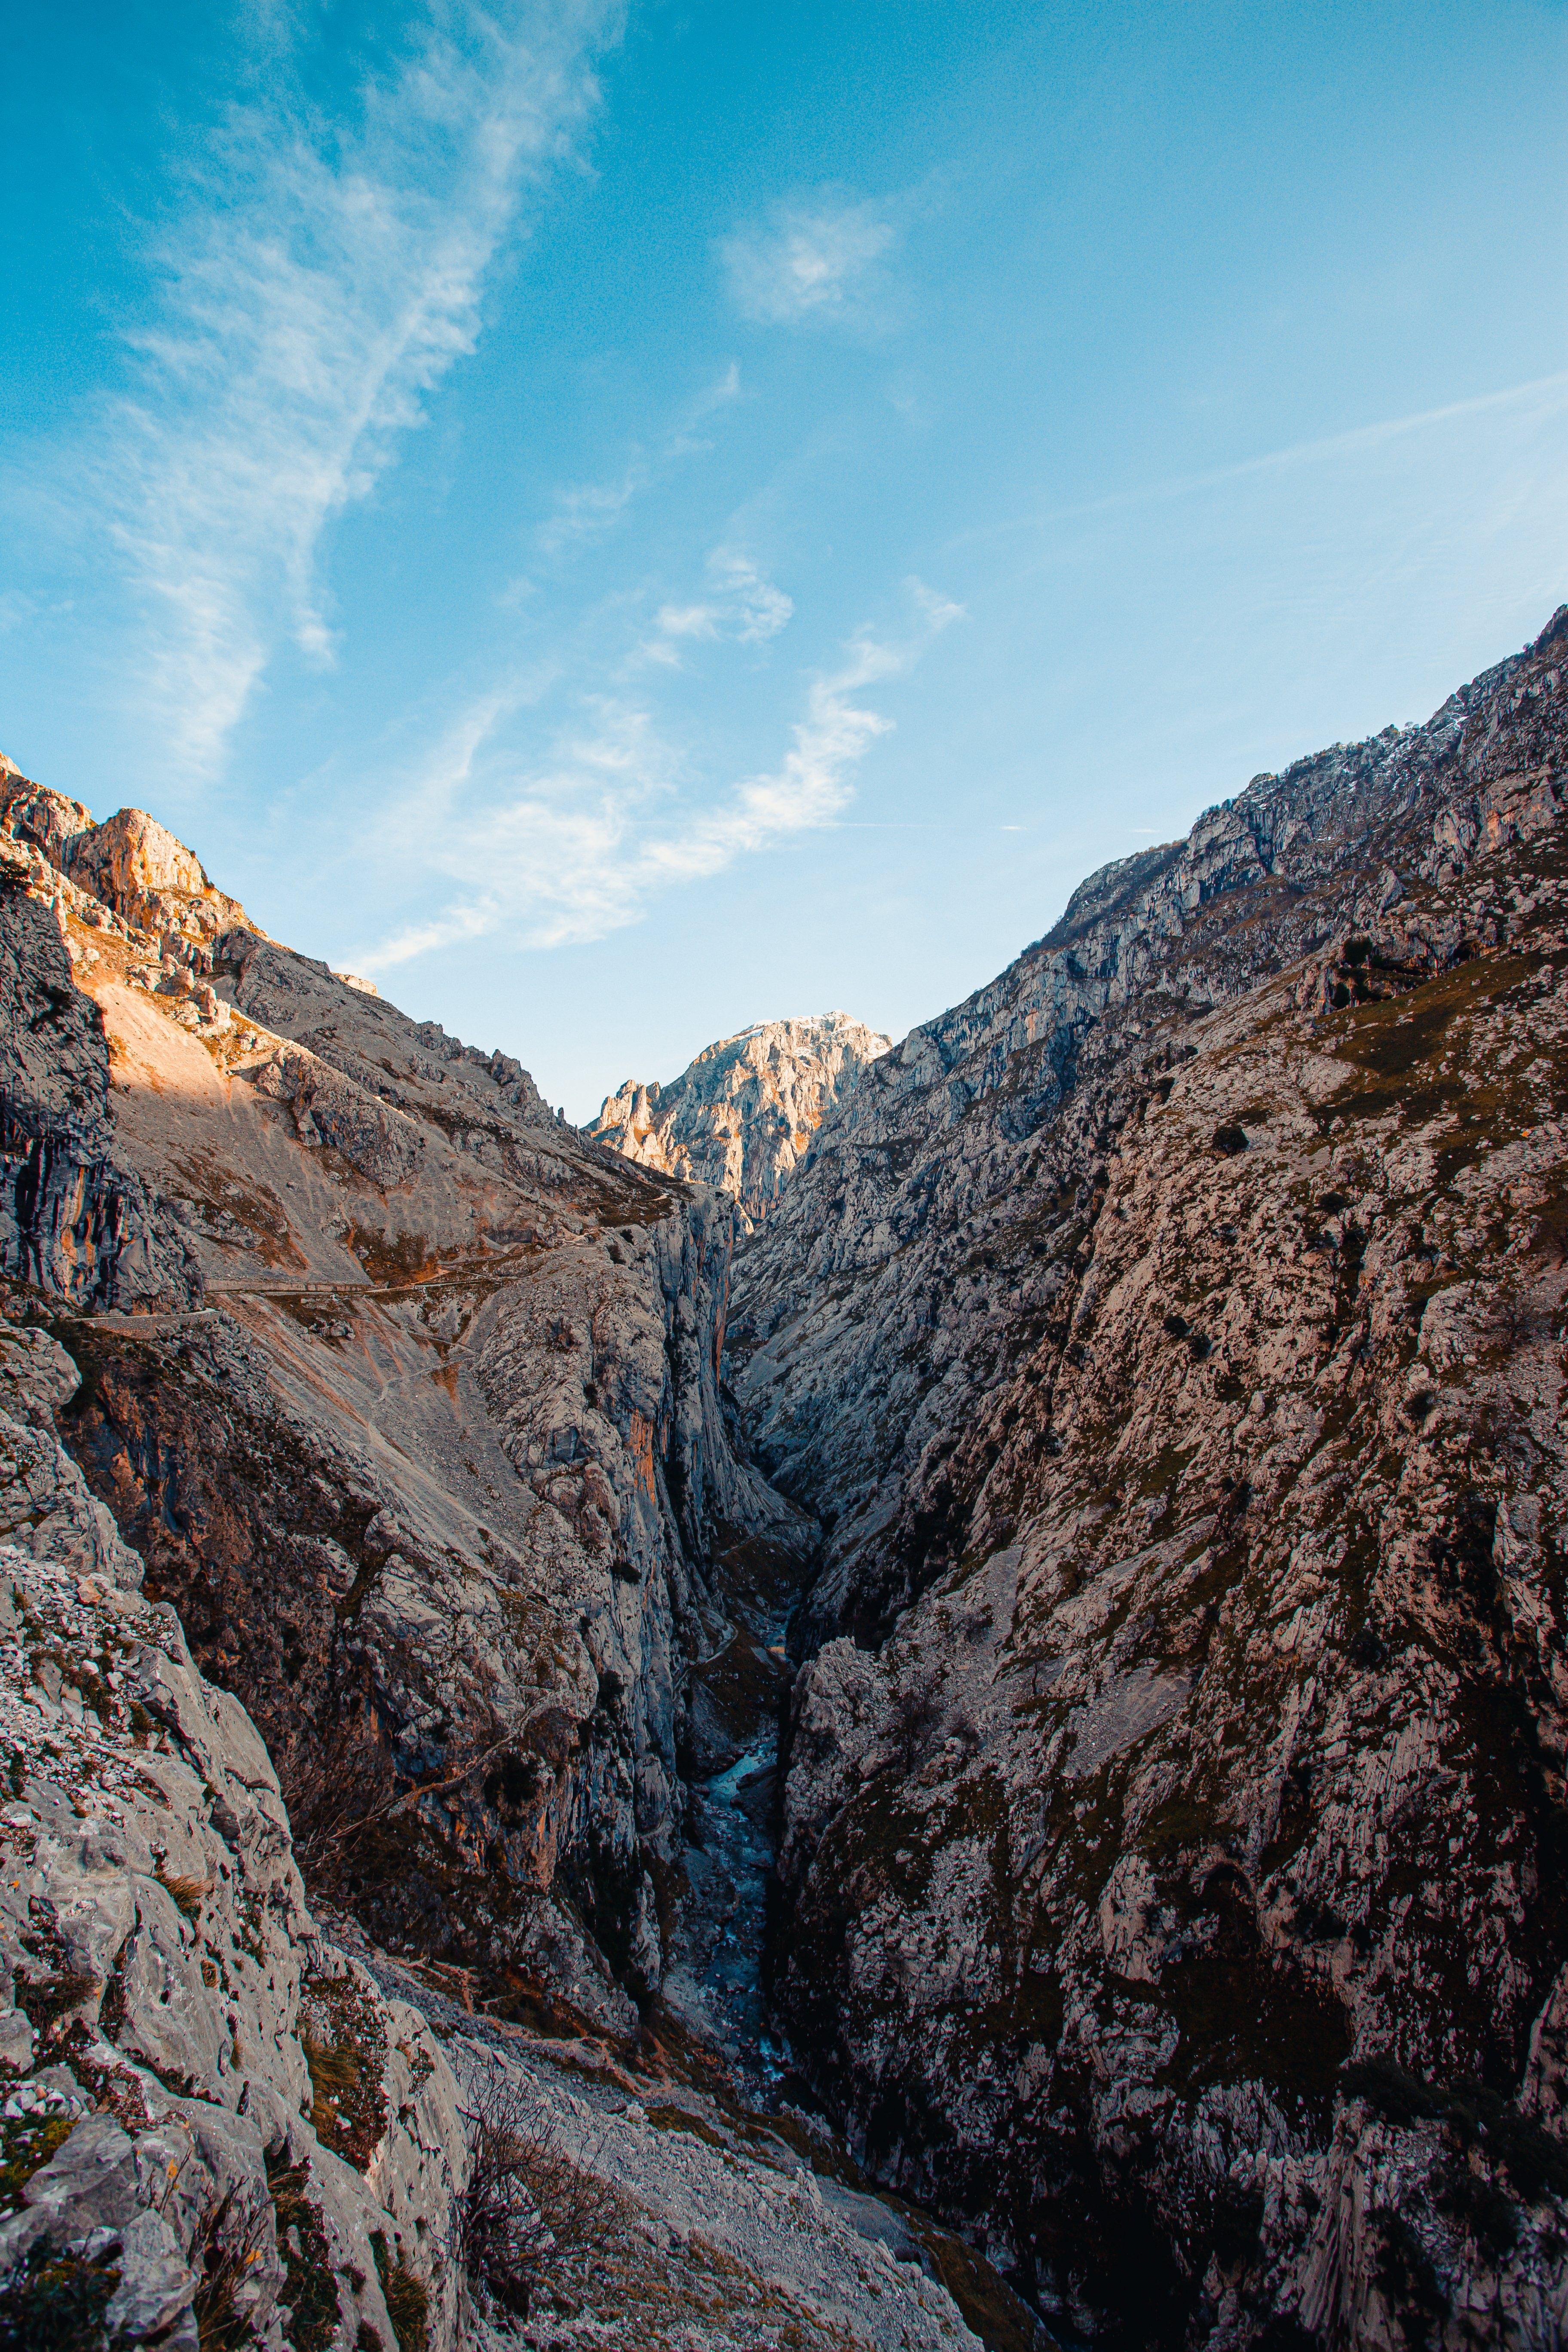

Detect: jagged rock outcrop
[0,1314,467,2350]
[728,612,1568,2346]
[591,1012,891,1225]
[0,829,196,1310]
[0,757,807,2041]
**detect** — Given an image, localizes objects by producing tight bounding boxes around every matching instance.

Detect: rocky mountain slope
[0,760,808,2049]
[0,1308,470,2352]
[0,1303,990,2350]
[725,610,1568,2347]
[590,1012,891,1226]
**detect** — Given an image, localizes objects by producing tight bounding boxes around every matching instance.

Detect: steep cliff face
[0,1313,468,2352]
[0,760,804,2035]
[729,615,1566,1645]
[591,1012,892,1225]
[0,826,195,1311]
[729,613,1568,2346]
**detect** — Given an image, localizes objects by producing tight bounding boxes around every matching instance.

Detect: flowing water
[663,1537,1058,2351]
[664,1533,797,2092]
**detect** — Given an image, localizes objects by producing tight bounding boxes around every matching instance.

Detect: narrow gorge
[0,605,1565,2351]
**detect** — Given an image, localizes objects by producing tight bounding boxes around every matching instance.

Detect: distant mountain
[589,1010,892,1225]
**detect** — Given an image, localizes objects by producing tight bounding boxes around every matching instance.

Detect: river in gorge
[661,1528,797,2095]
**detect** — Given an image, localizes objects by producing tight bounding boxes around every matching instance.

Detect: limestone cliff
[728,611,1568,2346]
[0,759,805,2043]
[590,1012,891,1226]
[0,1311,469,2351]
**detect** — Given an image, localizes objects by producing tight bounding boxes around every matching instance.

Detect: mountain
[0,767,1010,2350]
[0,764,821,2027]
[724,607,1568,2345]
[590,1011,892,1225]
[2,606,1567,2352]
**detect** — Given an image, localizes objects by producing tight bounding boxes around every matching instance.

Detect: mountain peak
[591,1009,893,1223]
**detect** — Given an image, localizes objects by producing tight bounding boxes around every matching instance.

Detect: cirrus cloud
[721,193,898,328]
[74,1,625,785]
[650,550,793,658]
[358,578,961,964]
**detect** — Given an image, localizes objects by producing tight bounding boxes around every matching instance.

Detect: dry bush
[0,2237,119,2352]
[890,1683,943,1771]
[186,2180,274,2352]
[285,1739,390,1883]
[451,2076,623,2321]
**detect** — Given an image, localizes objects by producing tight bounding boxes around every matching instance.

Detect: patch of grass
[266,2144,339,2352]
[156,1870,209,1923]
[299,1971,388,2171]
[371,2233,429,2352]
[345,1227,439,1287]
[0,2115,75,2211]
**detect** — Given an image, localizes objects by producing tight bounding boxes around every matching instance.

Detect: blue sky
[3,0,1565,1118]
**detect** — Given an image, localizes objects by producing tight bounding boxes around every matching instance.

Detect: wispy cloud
[673,360,742,435]
[721,192,897,328]
[960,371,1568,545]
[533,464,648,556]
[359,579,961,964]
[649,549,793,657]
[98,1,622,781]
[536,365,746,557]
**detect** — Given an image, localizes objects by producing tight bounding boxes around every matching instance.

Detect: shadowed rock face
[726,611,1568,2345]
[591,1012,892,1225]
[0,760,807,2039]
[0,836,194,1310]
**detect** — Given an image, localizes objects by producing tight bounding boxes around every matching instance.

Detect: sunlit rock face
[727,609,1568,2346]
[0,758,806,2037]
[590,1011,892,1226]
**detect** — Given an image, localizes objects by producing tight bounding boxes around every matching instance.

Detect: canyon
[0,605,1564,2351]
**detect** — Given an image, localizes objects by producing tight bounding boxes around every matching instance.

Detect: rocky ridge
[0,759,807,2049]
[725,611,1568,2346]
[591,1012,891,1226]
